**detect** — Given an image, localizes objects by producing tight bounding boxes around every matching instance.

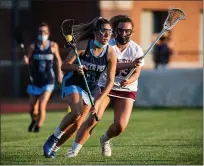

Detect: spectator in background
[152,33,174,70]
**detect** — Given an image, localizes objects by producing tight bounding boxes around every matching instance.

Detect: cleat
[100,136,112,157]
[28,120,36,132]
[34,125,40,132]
[43,135,59,157]
[67,149,79,158]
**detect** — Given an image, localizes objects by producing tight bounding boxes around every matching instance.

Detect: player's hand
[120,79,130,87]
[90,100,100,115]
[76,65,88,75]
[23,55,29,64]
[133,57,143,67]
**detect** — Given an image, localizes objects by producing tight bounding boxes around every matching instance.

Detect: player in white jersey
[67,15,144,158]
[99,38,144,94]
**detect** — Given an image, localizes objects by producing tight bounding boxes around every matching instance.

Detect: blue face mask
[38,35,49,41]
[94,40,107,48]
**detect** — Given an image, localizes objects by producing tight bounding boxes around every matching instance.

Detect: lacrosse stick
[13,26,33,84]
[123,8,186,82]
[61,19,99,121]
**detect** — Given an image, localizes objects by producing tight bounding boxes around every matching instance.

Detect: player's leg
[107,98,134,137]
[100,97,134,156]
[58,106,90,146]
[43,91,85,157]
[49,86,102,158]
[28,94,39,132]
[51,105,90,156]
[34,91,52,132]
[67,96,111,158]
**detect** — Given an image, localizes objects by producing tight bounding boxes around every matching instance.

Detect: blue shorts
[27,84,54,96]
[62,85,94,105]
[61,73,100,105]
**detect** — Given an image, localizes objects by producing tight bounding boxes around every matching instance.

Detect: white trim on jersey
[108,94,135,101]
[98,39,144,92]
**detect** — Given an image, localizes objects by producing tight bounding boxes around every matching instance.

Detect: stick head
[61,19,76,48]
[164,8,186,31]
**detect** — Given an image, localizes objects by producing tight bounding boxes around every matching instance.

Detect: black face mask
[115,35,130,45]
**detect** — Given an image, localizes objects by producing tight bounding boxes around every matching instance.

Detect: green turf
[1,108,203,165]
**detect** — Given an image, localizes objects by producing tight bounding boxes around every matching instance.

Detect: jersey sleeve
[137,45,145,67]
[133,42,145,67]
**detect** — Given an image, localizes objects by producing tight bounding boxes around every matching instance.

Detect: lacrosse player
[43,17,117,158]
[24,22,63,132]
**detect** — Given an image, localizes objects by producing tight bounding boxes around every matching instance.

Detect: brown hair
[110,15,134,33]
[38,22,50,32]
[72,17,111,42]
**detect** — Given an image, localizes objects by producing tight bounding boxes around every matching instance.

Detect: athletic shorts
[61,85,101,105]
[100,87,136,101]
[27,84,54,96]
[61,73,100,105]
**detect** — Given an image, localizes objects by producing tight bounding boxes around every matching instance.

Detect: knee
[70,109,83,120]
[75,120,83,130]
[73,107,83,117]
[69,103,85,119]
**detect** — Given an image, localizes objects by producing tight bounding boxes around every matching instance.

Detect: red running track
[1,102,68,114]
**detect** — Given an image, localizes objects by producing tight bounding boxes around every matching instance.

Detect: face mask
[115,35,130,45]
[94,40,107,48]
[38,35,49,41]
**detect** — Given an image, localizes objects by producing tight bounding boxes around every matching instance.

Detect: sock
[54,127,65,139]
[72,142,82,152]
[33,114,38,121]
[102,132,110,142]
[53,146,60,152]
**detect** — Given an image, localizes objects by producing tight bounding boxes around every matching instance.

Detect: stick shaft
[73,49,99,121]
[124,29,167,80]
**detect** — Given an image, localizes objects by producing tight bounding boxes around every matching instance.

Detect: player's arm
[24,44,34,64]
[120,66,142,86]
[52,42,64,83]
[116,59,142,71]
[61,49,87,75]
[120,47,144,86]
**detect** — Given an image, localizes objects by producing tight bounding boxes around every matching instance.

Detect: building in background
[0,0,203,98]
[100,1,203,68]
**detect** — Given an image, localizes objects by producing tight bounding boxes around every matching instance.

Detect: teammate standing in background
[43,17,117,158]
[24,22,63,132]
[67,15,144,157]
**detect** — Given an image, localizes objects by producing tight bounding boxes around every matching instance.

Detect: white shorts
[27,84,54,96]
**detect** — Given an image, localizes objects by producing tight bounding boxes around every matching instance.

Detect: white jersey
[98,39,144,92]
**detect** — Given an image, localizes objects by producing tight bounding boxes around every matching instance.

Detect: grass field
[1,108,203,165]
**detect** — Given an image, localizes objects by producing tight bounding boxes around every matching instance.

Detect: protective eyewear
[117,28,132,36]
[99,28,113,36]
